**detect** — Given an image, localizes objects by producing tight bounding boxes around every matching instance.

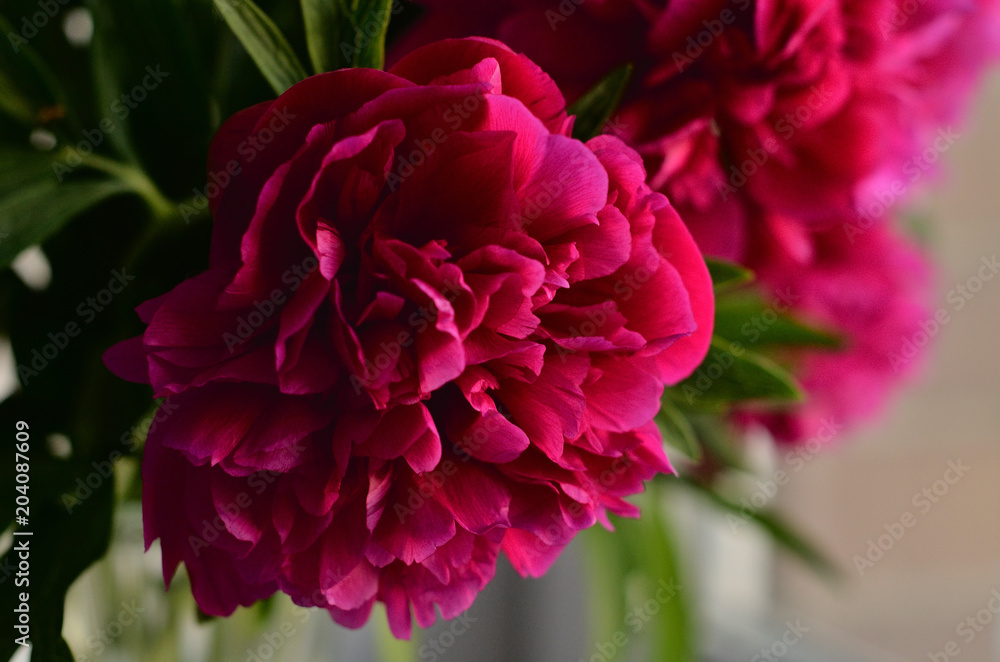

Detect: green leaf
[0,177,133,269]
[568,63,633,142]
[0,11,67,126]
[0,147,62,197]
[656,399,702,462]
[680,477,839,578]
[714,296,843,348]
[86,0,214,196]
[300,0,342,73]
[85,11,138,164]
[0,473,115,662]
[674,336,803,408]
[580,523,630,652]
[0,68,36,126]
[350,0,396,70]
[214,0,309,95]
[688,413,747,472]
[903,210,934,247]
[706,257,754,292]
[751,509,840,578]
[302,0,396,72]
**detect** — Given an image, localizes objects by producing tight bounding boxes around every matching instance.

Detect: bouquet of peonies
[0,0,996,660]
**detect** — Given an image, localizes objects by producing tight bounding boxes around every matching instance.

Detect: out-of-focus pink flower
[104,38,712,637]
[735,218,934,443]
[398,0,999,240]
[397,0,994,444]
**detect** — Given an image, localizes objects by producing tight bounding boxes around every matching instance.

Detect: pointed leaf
[214,0,308,95]
[348,0,395,70]
[750,509,840,578]
[303,0,396,72]
[300,0,343,72]
[568,63,633,142]
[0,147,62,197]
[0,11,67,126]
[674,336,804,409]
[706,257,754,292]
[0,177,133,269]
[714,296,843,348]
[86,0,213,195]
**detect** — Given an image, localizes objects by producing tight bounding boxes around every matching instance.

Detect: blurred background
[768,67,1000,662]
[1,3,999,661]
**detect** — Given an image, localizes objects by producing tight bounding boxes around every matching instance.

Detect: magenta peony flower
[104,38,713,636]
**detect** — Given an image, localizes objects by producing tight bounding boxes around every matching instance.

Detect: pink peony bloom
[104,38,713,637]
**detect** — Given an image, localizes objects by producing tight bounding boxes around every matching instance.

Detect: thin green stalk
[68,150,177,223]
[374,605,418,662]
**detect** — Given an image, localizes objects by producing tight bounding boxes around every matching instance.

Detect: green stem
[66,150,177,223]
[374,605,418,662]
[637,481,696,662]
[581,525,628,650]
